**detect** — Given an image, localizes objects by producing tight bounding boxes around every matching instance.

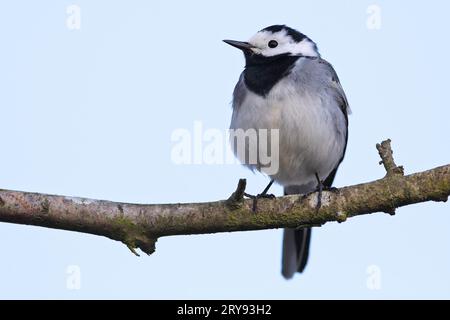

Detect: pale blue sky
[0,0,449,299]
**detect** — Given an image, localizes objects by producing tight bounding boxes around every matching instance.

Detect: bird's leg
[259,179,276,198]
[301,174,339,210]
[244,179,276,211]
[314,173,324,211]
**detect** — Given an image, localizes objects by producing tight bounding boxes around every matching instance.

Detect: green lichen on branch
[109,215,156,255]
[0,140,448,256]
[40,198,50,214]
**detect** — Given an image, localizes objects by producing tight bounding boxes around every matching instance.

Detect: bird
[224,25,350,279]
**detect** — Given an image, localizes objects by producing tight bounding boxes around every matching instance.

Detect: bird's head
[224,25,320,64]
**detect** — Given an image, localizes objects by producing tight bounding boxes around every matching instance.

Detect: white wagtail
[224,25,350,279]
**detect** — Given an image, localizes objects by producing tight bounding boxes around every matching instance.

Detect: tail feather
[281,184,313,279]
[281,168,338,279]
[295,227,312,272]
[282,227,311,279]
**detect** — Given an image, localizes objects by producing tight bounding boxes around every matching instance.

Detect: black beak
[223,39,255,52]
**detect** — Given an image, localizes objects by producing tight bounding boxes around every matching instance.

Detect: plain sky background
[0,0,449,299]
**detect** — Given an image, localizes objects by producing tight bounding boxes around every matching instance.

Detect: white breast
[230,59,347,188]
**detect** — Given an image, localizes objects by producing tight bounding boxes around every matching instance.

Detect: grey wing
[281,58,350,279]
[317,58,351,118]
[317,58,350,160]
[231,72,248,111]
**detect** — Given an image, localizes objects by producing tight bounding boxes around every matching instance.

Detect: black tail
[281,185,312,279]
[281,227,312,279]
[281,169,338,279]
[295,228,312,272]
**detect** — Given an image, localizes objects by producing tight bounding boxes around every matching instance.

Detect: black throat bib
[243,53,301,97]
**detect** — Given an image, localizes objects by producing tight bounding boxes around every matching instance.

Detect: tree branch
[376,139,405,177]
[0,140,449,255]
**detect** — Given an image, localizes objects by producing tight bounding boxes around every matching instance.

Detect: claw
[250,193,276,212]
[315,173,324,211]
[323,186,339,193]
[244,180,276,212]
[258,193,275,199]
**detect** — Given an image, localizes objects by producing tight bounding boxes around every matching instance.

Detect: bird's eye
[268,40,278,48]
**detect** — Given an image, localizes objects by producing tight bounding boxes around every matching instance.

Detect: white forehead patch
[247,30,319,58]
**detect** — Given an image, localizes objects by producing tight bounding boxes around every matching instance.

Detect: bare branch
[0,140,449,255]
[376,139,404,177]
[226,179,247,209]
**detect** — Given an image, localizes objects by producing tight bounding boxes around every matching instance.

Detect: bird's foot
[244,192,276,212]
[244,179,276,212]
[307,186,339,212]
[323,186,339,193]
[314,174,325,211]
[302,173,336,212]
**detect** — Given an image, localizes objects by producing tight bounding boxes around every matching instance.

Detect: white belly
[230,77,347,187]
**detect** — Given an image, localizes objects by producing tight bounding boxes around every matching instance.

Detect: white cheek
[252,43,293,57]
[258,46,288,57]
[251,39,319,58]
[255,43,297,57]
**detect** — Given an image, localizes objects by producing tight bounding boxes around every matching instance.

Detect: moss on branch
[0,140,448,255]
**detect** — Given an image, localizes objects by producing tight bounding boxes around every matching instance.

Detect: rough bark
[0,140,448,255]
